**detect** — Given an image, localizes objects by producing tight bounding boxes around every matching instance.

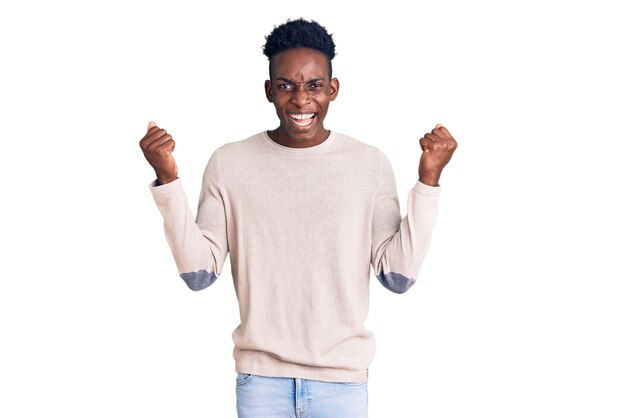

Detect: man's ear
[264,80,273,102]
[330,77,339,101]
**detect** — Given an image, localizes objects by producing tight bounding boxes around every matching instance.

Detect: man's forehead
[271,69,329,83]
[270,48,330,80]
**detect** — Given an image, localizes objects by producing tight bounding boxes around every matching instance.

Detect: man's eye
[278,84,293,90]
[309,83,323,89]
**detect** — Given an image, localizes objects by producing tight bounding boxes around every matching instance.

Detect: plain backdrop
[1,0,624,417]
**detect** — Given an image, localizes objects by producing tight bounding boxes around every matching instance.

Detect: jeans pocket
[236,372,255,386]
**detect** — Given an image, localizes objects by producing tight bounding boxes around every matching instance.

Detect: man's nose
[291,87,311,107]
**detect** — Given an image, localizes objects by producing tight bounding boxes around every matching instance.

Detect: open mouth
[289,113,316,128]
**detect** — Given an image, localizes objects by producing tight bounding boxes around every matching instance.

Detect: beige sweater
[149,130,440,382]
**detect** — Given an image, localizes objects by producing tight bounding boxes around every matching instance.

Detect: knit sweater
[149,130,440,382]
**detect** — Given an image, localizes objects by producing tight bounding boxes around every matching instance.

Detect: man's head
[263,18,336,79]
[262,19,339,145]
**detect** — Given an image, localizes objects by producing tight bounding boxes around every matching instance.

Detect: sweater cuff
[148,177,182,196]
[412,180,441,197]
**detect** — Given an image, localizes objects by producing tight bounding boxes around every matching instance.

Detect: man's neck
[267,127,331,149]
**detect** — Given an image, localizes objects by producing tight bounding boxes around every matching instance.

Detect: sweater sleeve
[370,150,440,294]
[149,151,229,291]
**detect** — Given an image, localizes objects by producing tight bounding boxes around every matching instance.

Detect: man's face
[264,48,339,144]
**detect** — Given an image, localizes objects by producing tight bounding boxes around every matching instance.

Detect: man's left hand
[418,123,457,187]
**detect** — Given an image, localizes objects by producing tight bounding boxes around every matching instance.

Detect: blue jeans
[235,373,368,418]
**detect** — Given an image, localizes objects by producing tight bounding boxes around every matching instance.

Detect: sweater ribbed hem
[235,351,368,383]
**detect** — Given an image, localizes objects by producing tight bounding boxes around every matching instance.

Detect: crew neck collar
[262,130,336,153]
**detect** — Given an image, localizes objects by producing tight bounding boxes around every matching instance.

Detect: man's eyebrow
[275,77,326,84]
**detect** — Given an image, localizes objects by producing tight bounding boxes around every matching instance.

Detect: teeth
[290,113,314,120]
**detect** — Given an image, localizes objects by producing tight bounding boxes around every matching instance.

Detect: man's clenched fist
[418,123,457,187]
[139,121,178,185]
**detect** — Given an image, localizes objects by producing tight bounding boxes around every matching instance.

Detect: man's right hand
[139,121,178,185]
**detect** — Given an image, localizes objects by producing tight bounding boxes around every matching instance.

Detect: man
[140,18,456,418]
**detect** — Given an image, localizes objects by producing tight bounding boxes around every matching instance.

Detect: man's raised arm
[140,122,229,291]
[371,124,457,293]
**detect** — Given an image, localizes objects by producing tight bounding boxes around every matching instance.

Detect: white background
[1,0,624,417]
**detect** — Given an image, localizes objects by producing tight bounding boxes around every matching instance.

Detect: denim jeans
[235,373,368,418]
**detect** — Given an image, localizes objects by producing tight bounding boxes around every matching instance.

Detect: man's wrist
[418,176,440,187]
[156,176,178,186]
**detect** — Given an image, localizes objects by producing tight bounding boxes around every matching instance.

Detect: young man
[140,18,456,418]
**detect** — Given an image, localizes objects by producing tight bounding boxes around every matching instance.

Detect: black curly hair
[263,18,336,79]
